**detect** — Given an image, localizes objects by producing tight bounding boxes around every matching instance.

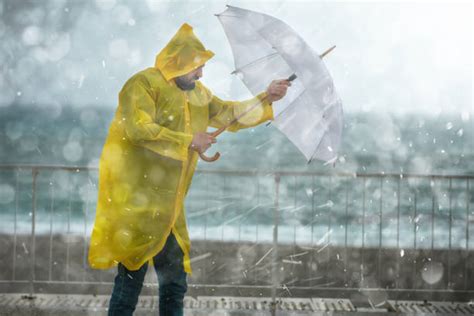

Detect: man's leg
[153,233,188,316]
[108,262,148,316]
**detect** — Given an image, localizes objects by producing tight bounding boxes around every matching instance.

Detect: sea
[0,104,473,250]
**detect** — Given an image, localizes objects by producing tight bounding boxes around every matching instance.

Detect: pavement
[1,293,474,315]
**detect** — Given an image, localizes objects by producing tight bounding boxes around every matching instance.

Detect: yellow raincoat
[88,23,273,273]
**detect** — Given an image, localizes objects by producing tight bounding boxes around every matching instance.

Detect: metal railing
[0,164,473,304]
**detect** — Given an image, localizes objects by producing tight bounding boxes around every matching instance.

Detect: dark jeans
[108,233,187,316]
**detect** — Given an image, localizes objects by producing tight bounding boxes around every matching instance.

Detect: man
[88,23,289,316]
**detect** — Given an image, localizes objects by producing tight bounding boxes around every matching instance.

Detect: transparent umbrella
[206,5,343,164]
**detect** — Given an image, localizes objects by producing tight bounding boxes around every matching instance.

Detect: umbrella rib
[273,91,338,163]
[272,89,306,119]
[215,14,241,18]
[309,127,330,163]
[308,105,341,162]
[231,52,280,74]
[272,78,333,120]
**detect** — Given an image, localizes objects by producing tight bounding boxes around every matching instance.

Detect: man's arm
[120,75,193,161]
[208,79,290,132]
[208,92,274,132]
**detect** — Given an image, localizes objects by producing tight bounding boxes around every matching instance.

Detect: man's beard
[175,76,196,91]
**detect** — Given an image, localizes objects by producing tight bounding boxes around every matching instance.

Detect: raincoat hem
[121,228,173,271]
[172,227,192,274]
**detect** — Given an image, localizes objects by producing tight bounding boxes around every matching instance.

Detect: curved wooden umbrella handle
[199,151,221,162]
[198,128,225,163]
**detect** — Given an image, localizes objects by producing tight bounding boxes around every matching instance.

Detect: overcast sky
[0,0,472,116]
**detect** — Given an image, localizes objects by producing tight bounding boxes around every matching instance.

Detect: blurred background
[0,0,472,173]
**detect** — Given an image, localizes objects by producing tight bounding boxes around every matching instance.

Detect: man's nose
[196,68,203,78]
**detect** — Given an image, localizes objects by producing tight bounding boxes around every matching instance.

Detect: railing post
[271,173,280,316]
[12,169,20,281]
[448,177,452,288]
[465,179,470,290]
[378,177,383,285]
[396,176,401,291]
[29,167,39,299]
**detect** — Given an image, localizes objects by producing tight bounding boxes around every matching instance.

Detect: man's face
[174,65,204,91]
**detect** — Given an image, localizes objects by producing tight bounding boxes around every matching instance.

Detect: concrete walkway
[1,293,474,315]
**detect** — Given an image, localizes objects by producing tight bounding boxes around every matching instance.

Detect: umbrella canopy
[216,5,343,163]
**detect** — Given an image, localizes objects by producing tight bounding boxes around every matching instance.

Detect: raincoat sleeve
[120,75,193,161]
[208,91,274,132]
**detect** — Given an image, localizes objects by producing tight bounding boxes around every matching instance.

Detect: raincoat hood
[155,23,215,81]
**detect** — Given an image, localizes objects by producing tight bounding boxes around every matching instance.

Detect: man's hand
[266,79,291,103]
[189,132,216,153]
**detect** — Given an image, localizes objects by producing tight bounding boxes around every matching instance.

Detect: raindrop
[400,249,405,257]
[0,184,15,204]
[80,109,99,129]
[22,242,28,254]
[193,56,202,64]
[128,49,142,66]
[445,122,453,130]
[421,261,444,285]
[461,111,470,122]
[317,200,333,208]
[22,26,43,46]
[414,214,421,223]
[78,74,85,89]
[46,32,71,61]
[63,141,83,162]
[457,129,463,137]
[113,228,133,248]
[5,122,24,141]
